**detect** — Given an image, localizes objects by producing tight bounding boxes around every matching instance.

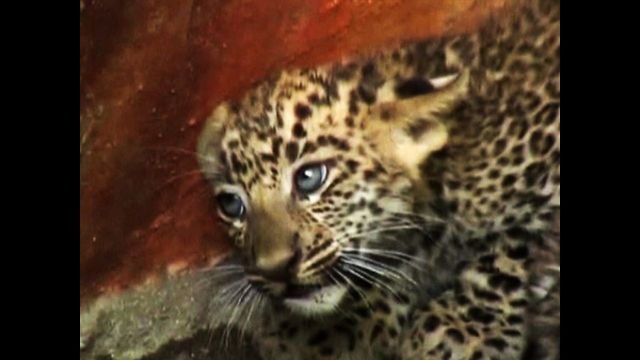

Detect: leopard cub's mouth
[283,283,325,299]
[248,275,348,316]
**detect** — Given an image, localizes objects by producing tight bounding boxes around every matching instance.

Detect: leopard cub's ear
[367,71,469,180]
[197,102,231,182]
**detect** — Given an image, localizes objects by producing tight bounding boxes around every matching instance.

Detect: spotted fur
[198,0,559,359]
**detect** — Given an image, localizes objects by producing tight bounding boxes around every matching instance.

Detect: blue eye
[217,193,245,219]
[295,163,328,194]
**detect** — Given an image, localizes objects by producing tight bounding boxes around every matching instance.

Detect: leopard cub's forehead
[219,67,377,187]
[224,68,363,143]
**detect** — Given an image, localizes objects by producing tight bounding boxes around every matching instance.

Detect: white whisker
[340,262,401,299]
[342,253,418,286]
[239,290,261,342]
[335,224,423,243]
[224,282,252,349]
[331,267,373,311]
[343,247,425,262]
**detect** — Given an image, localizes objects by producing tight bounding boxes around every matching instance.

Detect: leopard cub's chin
[282,284,348,316]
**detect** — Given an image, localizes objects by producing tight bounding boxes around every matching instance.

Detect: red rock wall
[80,0,510,304]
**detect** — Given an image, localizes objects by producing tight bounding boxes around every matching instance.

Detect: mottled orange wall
[80,0,510,304]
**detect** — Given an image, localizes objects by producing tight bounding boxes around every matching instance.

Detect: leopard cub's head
[198,64,468,316]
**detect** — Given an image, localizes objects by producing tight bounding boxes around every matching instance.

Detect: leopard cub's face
[198,66,467,316]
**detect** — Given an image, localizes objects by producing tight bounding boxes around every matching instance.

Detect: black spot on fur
[368,202,384,215]
[542,134,556,154]
[346,159,359,172]
[485,338,508,351]
[374,300,391,314]
[353,306,372,318]
[512,155,525,166]
[507,315,524,325]
[489,273,522,293]
[333,62,358,80]
[423,315,441,332]
[534,102,559,125]
[328,135,350,150]
[292,123,307,138]
[364,169,377,181]
[507,245,529,260]
[361,62,376,77]
[473,287,502,302]
[510,299,528,307]
[479,254,496,265]
[370,320,384,342]
[227,140,239,149]
[456,294,470,305]
[488,169,501,179]
[446,328,465,343]
[428,179,444,196]
[466,326,480,337]
[447,180,461,190]
[357,84,377,104]
[397,292,411,304]
[524,162,547,186]
[348,90,360,115]
[345,116,355,127]
[505,227,542,242]
[301,141,317,156]
[503,329,522,337]
[260,153,277,163]
[501,174,517,187]
[294,103,312,120]
[218,149,227,164]
[285,141,299,163]
[507,118,529,139]
[493,138,507,156]
[230,153,246,174]
[443,350,452,360]
[468,307,495,324]
[271,137,283,158]
[380,107,394,121]
[529,129,543,149]
[305,240,333,263]
[307,93,320,104]
[510,144,524,157]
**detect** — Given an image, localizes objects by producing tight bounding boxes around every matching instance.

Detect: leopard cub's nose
[250,248,303,283]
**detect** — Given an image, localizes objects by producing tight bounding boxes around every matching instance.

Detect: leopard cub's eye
[295,163,328,194]
[216,192,246,219]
